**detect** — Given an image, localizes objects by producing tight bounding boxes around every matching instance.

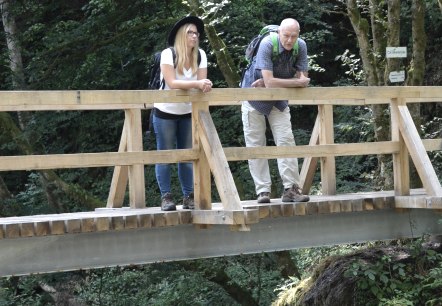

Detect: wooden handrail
[0,86,441,224]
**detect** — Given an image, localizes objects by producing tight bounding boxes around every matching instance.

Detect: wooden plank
[192,210,257,225]
[107,120,129,208]
[0,150,198,172]
[318,104,336,195]
[178,211,191,225]
[0,87,440,111]
[244,209,260,224]
[96,217,110,231]
[330,201,341,213]
[223,141,400,162]
[66,219,81,234]
[423,139,442,151]
[163,212,180,227]
[352,199,363,212]
[300,115,320,194]
[111,216,125,230]
[397,105,442,196]
[5,224,20,238]
[198,110,242,211]
[427,197,442,209]
[318,201,331,214]
[294,202,307,215]
[81,218,96,233]
[138,214,152,228]
[306,202,319,215]
[270,205,283,218]
[153,213,167,227]
[395,196,428,208]
[391,99,410,196]
[281,203,295,217]
[258,205,270,219]
[35,222,50,236]
[192,103,212,213]
[20,223,35,237]
[188,86,434,103]
[340,199,353,212]
[51,220,66,235]
[125,215,138,229]
[125,109,146,208]
[0,225,4,239]
[395,196,442,209]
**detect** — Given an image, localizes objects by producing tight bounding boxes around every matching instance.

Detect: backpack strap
[269,33,279,62]
[269,33,299,63]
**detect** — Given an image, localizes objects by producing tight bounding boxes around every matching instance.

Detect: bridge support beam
[0,209,441,277]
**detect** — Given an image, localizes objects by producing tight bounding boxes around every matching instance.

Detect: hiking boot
[161,192,176,211]
[281,184,310,202]
[257,192,271,203]
[182,193,195,210]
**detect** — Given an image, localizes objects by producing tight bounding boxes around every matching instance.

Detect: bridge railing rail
[1,86,442,228]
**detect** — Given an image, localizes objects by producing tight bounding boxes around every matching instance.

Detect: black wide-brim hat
[167,15,204,47]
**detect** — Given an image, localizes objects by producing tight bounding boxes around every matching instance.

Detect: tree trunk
[385,0,401,84]
[346,0,393,187]
[407,0,427,86]
[0,175,12,200]
[1,1,103,211]
[187,0,241,87]
[346,0,379,85]
[0,0,26,89]
[370,0,387,85]
[406,0,426,188]
[0,112,103,211]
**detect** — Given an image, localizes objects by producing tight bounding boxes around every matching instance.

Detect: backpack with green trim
[240,25,299,88]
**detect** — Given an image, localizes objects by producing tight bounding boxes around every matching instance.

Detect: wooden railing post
[192,100,212,211]
[393,101,442,196]
[318,104,336,195]
[125,109,146,208]
[300,115,320,195]
[106,120,129,208]
[391,98,410,196]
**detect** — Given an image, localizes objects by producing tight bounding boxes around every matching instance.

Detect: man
[241,18,310,204]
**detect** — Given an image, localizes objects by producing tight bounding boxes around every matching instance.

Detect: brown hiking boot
[281,184,309,202]
[161,192,176,211]
[257,192,271,203]
[182,192,195,209]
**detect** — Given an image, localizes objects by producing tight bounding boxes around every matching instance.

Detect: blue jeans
[152,114,193,197]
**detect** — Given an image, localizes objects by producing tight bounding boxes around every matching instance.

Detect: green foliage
[75,255,285,306]
[0,276,55,306]
[343,240,442,306]
[334,49,365,85]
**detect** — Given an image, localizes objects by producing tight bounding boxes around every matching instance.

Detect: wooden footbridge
[1,86,442,277]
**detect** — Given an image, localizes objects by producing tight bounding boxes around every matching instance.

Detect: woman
[153,16,213,211]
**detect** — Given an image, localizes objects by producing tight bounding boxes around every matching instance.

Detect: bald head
[278,18,300,51]
[280,18,300,33]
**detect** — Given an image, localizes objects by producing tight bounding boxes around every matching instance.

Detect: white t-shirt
[154,48,208,115]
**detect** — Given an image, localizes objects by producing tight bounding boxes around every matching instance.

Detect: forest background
[1,0,442,305]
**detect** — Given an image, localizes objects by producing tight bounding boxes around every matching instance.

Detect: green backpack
[240,25,299,88]
[245,25,299,64]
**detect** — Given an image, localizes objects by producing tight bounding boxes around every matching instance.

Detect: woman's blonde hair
[174,23,199,76]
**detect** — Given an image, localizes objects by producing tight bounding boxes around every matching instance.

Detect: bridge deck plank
[0,189,436,239]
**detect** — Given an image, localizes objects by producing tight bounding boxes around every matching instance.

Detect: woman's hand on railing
[198,79,213,93]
